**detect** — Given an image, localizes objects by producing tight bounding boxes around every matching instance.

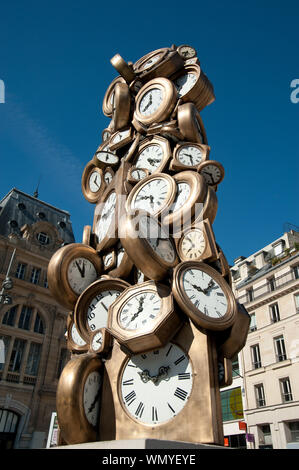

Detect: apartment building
[0,188,74,449]
[224,229,299,449]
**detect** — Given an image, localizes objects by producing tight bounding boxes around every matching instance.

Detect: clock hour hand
[126,296,145,326]
[185,279,205,294]
[87,386,102,414]
[138,369,151,383]
[142,94,152,112]
[75,260,85,278]
[151,366,170,385]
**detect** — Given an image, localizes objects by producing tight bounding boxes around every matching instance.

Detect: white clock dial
[181,229,206,260]
[201,165,222,185]
[139,88,163,116]
[96,150,119,166]
[135,144,163,173]
[177,145,203,166]
[104,170,113,185]
[168,182,190,214]
[131,169,147,181]
[142,54,162,70]
[87,289,121,332]
[174,73,197,97]
[139,215,176,263]
[67,257,98,295]
[91,330,103,352]
[110,129,130,145]
[119,291,161,331]
[116,246,125,267]
[71,323,87,347]
[132,178,172,215]
[182,268,228,318]
[89,171,102,193]
[83,371,102,426]
[178,46,196,59]
[95,192,117,243]
[120,343,193,425]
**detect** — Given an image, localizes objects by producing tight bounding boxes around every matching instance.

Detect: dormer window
[37,211,46,220]
[273,240,284,256]
[36,232,50,245]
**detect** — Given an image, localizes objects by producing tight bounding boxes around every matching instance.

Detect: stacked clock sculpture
[48,44,250,446]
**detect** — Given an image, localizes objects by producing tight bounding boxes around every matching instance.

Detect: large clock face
[139,88,163,117]
[95,191,117,243]
[83,371,102,427]
[130,176,173,215]
[180,229,206,260]
[135,144,164,173]
[67,257,98,295]
[120,343,193,425]
[118,291,161,331]
[182,268,228,318]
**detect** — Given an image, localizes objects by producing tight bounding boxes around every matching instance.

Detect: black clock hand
[75,260,85,278]
[88,386,102,414]
[142,94,152,112]
[126,296,145,326]
[93,176,101,189]
[203,171,215,184]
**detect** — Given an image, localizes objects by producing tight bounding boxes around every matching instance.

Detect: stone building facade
[225,229,299,449]
[0,188,74,449]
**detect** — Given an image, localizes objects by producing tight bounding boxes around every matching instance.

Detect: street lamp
[0,248,16,305]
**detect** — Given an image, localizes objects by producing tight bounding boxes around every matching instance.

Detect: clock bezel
[56,353,103,444]
[177,102,208,145]
[66,315,88,353]
[102,75,126,117]
[170,141,210,171]
[47,243,102,310]
[177,218,219,263]
[131,135,172,175]
[134,78,178,126]
[81,160,106,204]
[89,327,112,356]
[74,277,130,342]
[172,261,237,331]
[197,160,225,187]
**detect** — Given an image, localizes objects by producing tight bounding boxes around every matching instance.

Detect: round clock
[177,45,197,60]
[134,78,177,126]
[108,127,134,151]
[93,142,119,170]
[127,167,150,184]
[102,76,126,117]
[177,102,208,144]
[133,47,184,81]
[120,210,178,281]
[197,160,225,187]
[131,135,171,174]
[125,173,176,218]
[177,219,219,263]
[47,243,102,310]
[108,281,181,354]
[170,142,210,171]
[172,261,237,331]
[119,342,193,425]
[81,161,105,204]
[162,171,207,230]
[56,353,103,444]
[74,277,130,342]
[89,328,112,355]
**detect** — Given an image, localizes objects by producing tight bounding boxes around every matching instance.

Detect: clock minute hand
[75,260,85,278]
[87,386,102,414]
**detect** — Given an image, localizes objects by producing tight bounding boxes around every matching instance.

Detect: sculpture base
[54,439,225,449]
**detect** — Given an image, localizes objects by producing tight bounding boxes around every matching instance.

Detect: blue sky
[0,0,298,265]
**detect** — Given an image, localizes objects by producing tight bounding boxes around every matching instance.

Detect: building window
[293,265,299,280]
[0,336,10,371]
[273,242,283,256]
[280,377,293,402]
[274,335,287,362]
[288,422,299,443]
[255,383,266,407]
[25,343,42,376]
[8,338,26,373]
[30,267,41,285]
[268,276,276,292]
[251,344,262,369]
[18,306,33,330]
[36,232,50,245]
[249,313,257,332]
[33,314,44,334]
[2,305,17,327]
[232,355,240,378]
[294,294,299,313]
[258,424,273,449]
[270,303,280,323]
[43,275,48,289]
[220,387,244,421]
[247,288,254,302]
[15,263,27,280]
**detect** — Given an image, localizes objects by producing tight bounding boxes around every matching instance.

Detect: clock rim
[172,261,237,331]
[81,161,105,204]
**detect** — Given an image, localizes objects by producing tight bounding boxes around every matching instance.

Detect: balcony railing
[238,268,298,304]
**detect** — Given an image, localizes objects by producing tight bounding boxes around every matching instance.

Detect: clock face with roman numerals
[119,342,193,425]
